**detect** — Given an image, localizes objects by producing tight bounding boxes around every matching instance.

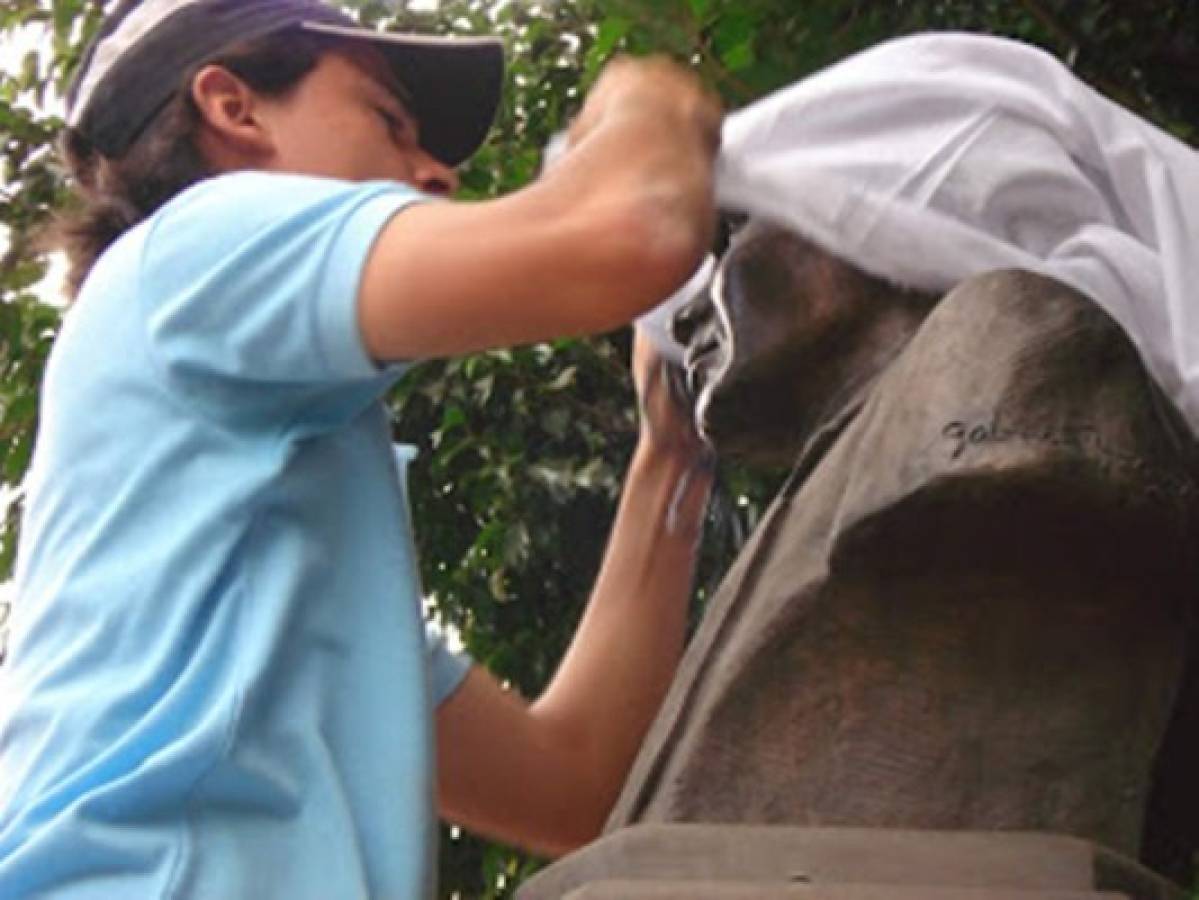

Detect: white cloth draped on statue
[648,32,1199,434]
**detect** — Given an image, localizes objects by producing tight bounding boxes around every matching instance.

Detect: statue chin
[687,328,811,468]
[693,336,856,469]
[698,382,809,468]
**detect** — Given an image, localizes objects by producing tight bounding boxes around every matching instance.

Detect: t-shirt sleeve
[425,623,472,707]
[138,172,427,435]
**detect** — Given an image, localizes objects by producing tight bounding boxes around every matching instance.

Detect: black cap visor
[300,22,503,166]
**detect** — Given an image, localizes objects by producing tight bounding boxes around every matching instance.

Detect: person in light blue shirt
[0,0,721,897]
[4,171,467,898]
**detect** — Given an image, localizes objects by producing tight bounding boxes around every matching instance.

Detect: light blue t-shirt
[0,172,471,898]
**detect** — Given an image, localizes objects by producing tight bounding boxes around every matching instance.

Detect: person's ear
[190,65,274,163]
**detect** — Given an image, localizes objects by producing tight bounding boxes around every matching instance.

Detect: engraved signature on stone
[941,415,1197,499]
[942,418,1100,461]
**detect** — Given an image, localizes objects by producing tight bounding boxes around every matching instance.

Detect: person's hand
[569,56,722,156]
[633,327,712,466]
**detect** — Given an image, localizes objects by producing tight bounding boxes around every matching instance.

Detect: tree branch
[1014,0,1160,121]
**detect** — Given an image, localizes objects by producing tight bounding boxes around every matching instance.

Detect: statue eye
[713,213,749,257]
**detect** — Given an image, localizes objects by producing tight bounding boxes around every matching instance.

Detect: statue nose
[671,292,714,346]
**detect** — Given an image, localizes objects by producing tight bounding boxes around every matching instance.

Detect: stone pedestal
[549,887,1124,899]
[517,825,1186,900]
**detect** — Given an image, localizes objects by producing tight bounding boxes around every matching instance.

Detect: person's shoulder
[141,172,420,284]
[155,171,361,228]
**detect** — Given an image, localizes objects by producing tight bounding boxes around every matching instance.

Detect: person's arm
[357,56,722,361]
[435,335,713,858]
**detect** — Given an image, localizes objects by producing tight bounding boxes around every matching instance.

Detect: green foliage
[0,0,105,577]
[1,1,1197,896]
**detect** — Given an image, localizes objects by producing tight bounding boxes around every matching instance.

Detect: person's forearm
[358,109,716,360]
[359,57,720,362]
[527,438,713,844]
[435,348,711,857]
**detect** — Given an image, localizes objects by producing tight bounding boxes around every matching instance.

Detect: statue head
[673,219,936,467]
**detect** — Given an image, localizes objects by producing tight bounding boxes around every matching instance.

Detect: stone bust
[605,220,1199,882]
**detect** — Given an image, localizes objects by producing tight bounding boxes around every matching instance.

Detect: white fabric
[638,257,713,364]
[672,32,1199,432]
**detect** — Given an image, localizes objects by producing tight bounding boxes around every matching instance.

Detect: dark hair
[55,30,334,299]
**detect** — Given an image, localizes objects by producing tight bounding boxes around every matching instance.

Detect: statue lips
[673,285,726,401]
[675,295,733,442]
[683,334,721,397]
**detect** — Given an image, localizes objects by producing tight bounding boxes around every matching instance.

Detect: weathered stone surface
[608,270,1199,868]
[561,884,1126,900]
[518,824,1183,900]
